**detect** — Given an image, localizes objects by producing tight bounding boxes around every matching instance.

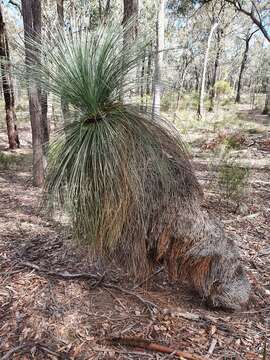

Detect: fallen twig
[132,266,164,290]
[21,261,159,314]
[107,337,204,360]
[104,283,159,313]
[21,261,100,281]
[0,345,28,360]
[0,342,69,360]
[207,338,217,356]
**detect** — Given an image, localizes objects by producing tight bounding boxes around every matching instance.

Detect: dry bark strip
[20,261,159,313]
[107,337,204,360]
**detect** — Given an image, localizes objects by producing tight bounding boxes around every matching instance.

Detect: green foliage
[218,153,250,201]
[214,80,232,97]
[20,20,196,262]
[0,152,27,170]
[161,92,176,111]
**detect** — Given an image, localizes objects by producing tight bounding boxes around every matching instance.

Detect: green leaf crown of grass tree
[15,18,199,263]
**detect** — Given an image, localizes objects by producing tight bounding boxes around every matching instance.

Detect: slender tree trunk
[262,77,269,115]
[152,0,165,116]
[197,22,218,119]
[123,0,138,41]
[140,50,146,106]
[57,0,69,122]
[57,0,64,26]
[209,30,221,111]
[146,42,152,96]
[0,4,19,149]
[41,91,49,144]
[235,38,249,103]
[22,0,44,187]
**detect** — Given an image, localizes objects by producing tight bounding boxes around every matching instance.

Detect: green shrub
[214,80,232,97]
[0,152,29,170]
[218,157,250,201]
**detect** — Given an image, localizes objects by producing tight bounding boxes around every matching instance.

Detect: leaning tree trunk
[235,37,249,103]
[197,22,218,119]
[235,29,258,104]
[0,4,19,149]
[152,0,165,116]
[22,0,44,187]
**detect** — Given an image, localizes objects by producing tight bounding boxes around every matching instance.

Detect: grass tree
[19,20,251,310]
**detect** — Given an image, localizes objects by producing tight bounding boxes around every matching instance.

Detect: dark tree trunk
[262,78,269,115]
[209,30,221,111]
[0,4,19,149]
[146,42,152,96]
[41,90,49,145]
[57,0,64,27]
[123,0,138,41]
[140,50,146,105]
[57,0,70,123]
[235,38,249,103]
[22,0,44,187]
[235,29,258,104]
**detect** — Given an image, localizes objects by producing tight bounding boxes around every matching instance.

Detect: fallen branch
[0,342,68,360]
[107,337,204,360]
[21,261,100,281]
[104,283,159,313]
[0,345,27,360]
[132,266,164,290]
[21,261,158,314]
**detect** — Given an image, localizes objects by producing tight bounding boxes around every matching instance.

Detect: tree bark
[209,29,221,111]
[146,42,152,96]
[235,29,258,104]
[140,50,146,106]
[56,0,70,123]
[235,38,249,103]
[22,0,44,187]
[123,0,138,41]
[262,77,269,115]
[56,0,64,27]
[152,0,165,116]
[41,90,49,145]
[197,22,218,119]
[0,4,19,149]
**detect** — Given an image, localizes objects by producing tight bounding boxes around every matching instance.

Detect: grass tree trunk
[197,22,218,119]
[22,0,44,187]
[0,4,19,150]
[152,0,165,116]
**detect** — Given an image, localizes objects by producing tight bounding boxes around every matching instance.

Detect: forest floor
[0,104,270,359]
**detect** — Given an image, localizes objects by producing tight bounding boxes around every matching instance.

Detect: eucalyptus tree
[0,3,19,149]
[152,0,165,115]
[235,26,259,103]
[21,0,44,186]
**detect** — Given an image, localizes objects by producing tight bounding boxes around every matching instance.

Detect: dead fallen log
[107,336,204,360]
